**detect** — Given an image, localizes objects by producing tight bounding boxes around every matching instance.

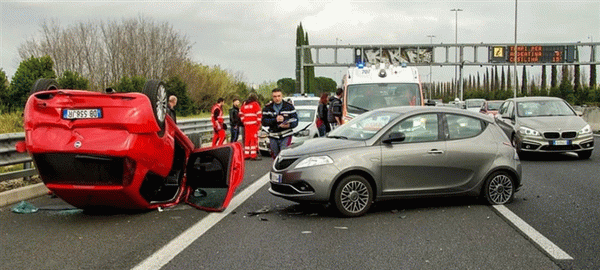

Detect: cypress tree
[573,65,580,93]
[541,65,547,94]
[507,66,512,91]
[521,66,527,96]
[501,66,505,91]
[551,65,558,88]
[590,64,596,88]
[494,66,500,92]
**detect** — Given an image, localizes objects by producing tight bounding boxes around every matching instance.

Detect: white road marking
[492,205,573,260]
[132,174,270,270]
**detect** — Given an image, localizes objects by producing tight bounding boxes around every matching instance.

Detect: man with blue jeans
[262,88,298,158]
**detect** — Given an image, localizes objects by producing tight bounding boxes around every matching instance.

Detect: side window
[446,114,485,140]
[506,102,515,118]
[498,102,508,115]
[391,113,439,143]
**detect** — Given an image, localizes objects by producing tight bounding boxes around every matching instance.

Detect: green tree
[8,55,56,110]
[559,65,574,103]
[590,64,596,88]
[115,75,146,93]
[277,78,296,96]
[521,66,527,96]
[551,65,557,88]
[314,77,336,94]
[0,69,9,111]
[541,65,547,94]
[57,70,89,90]
[165,76,194,116]
[295,23,316,94]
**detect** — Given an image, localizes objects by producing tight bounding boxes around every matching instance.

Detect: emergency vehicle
[342,63,424,123]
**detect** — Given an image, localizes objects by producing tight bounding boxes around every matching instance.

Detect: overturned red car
[17,79,244,211]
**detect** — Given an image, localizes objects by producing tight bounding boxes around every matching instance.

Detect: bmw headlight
[578,124,592,136]
[295,156,333,169]
[518,126,541,137]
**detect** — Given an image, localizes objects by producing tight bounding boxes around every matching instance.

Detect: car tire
[30,78,59,95]
[260,150,271,157]
[578,150,592,160]
[482,171,515,205]
[142,80,167,137]
[333,175,373,217]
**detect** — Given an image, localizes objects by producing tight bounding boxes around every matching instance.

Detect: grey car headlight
[518,126,541,137]
[295,156,333,169]
[296,130,310,137]
[579,124,592,136]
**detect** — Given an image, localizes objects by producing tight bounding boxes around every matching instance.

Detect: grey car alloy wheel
[334,175,373,217]
[484,172,514,205]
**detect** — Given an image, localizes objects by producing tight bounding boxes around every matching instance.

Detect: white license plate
[270,172,282,183]
[63,109,102,119]
[553,140,570,146]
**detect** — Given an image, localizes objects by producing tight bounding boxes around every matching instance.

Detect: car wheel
[30,78,59,95]
[482,171,515,205]
[333,175,373,217]
[142,80,167,136]
[260,150,271,157]
[578,150,592,160]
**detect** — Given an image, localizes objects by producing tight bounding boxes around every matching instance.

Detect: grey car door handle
[427,149,444,155]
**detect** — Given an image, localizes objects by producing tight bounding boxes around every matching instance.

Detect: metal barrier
[0,117,228,183]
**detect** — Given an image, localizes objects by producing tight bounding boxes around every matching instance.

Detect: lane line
[132,173,270,270]
[492,205,573,260]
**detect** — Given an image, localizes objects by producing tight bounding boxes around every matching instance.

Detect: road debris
[247,206,270,216]
[11,201,38,214]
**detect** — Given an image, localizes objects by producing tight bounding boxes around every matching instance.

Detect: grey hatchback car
[269,107,522,217]
[495,97,594,159]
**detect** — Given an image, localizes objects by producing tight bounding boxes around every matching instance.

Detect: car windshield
[466,100,485,108]
[487,101,503,110]
[327,110,401,140]
[347,83,420,113]
[517,100,575,117]
[297,109,315,122]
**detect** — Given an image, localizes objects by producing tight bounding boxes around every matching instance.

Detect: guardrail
[0,117,228,183]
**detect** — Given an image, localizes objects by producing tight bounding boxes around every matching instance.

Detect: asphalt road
[1,137,599,269]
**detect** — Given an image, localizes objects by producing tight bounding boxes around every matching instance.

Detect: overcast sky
[1,0,599,87]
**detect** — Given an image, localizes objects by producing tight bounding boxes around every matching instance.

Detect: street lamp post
[427,35,436,99]
[513,0,518,98]
[451,8,463,100]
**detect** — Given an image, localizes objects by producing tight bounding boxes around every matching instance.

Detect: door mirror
[383,132,406,144]
[185,142,244,211]
[425,100,437,106]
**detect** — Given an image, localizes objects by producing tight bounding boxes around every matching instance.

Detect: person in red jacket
[211,97,226,146]
[239,93,262,160]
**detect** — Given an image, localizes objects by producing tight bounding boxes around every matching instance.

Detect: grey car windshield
[347,83,420,113]
[517,100,575,117]
[487,101,503,110]
[297,109,315,122]
[327,110,401,140]
[466,100,485,108]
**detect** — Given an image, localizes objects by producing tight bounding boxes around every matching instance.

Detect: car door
[380,113,445,194]
[495,100,516,138]
[185,142,244,211]
[441,113,496,191]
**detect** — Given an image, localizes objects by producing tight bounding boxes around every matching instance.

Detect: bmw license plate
[552,140,570,146]
[63,109,102,119]
[270,172,282,183]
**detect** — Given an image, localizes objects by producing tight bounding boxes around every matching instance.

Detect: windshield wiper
[347,104,369,112]
[327,135,349,140]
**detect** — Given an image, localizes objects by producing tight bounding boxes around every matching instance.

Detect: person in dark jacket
[229,98,242,142]
[316,93,330,136]
[167,95,177,123]
[262,88,298,158]
[328,88,344,129]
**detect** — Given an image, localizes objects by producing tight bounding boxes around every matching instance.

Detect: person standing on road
[167,95,178,123]
[240,93,262,160]
[317,92,330,137]
[262,88,298,158]
[211,97,226,146]
[229,98,243,143]
[328,88,344,129]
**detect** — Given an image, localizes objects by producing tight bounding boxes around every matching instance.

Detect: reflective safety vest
[240,101,262,127]
[211,103,224,130]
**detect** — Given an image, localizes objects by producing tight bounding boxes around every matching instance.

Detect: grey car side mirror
[383,132,406,144]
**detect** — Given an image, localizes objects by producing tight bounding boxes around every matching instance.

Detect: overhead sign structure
[355,47,433,65]
[489,45,577,63]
